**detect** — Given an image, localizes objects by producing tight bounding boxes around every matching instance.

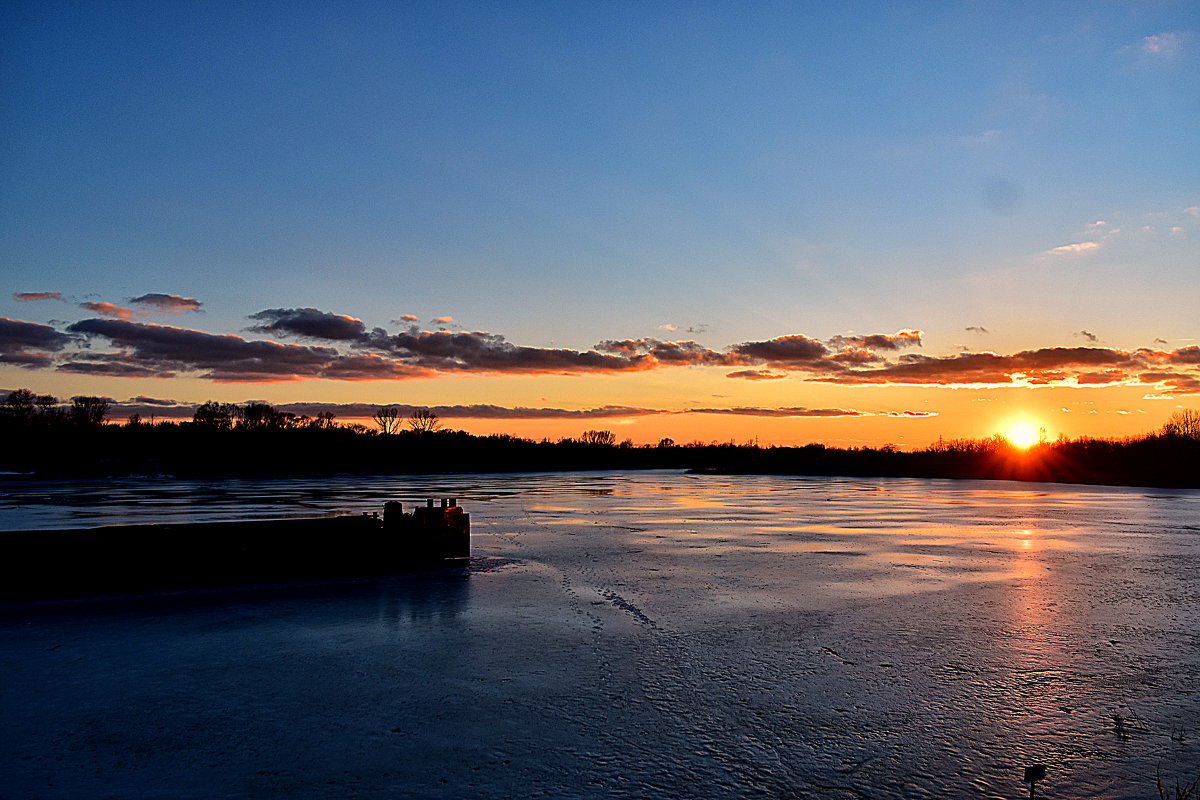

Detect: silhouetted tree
[70,396,109,426]
[579,429,616,446]
[1161,409,1200,440]
[36,394,61,422]
[3,389,36,423]
[373,406,400,434]
[408,408,441,434]
[308,411,337,431]
[242,402,294,430]
[193,401,239,429]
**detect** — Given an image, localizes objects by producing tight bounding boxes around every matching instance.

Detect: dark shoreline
[3,418,1199,489]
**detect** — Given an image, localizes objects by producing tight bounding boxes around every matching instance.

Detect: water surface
[2,471,1197,798]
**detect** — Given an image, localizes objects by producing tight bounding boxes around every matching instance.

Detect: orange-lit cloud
[684,406,862,417]
[827,329,922,351]
[0,303,1188,396]
[80,301,135,320]
[13,292,64,302]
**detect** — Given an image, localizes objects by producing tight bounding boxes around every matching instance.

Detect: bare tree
[579,429,616,446]
[70,396,110,426]
[373,406,400,435]
[308,411,337,431]
[1161,408,1200,440]
[408,407,441,434]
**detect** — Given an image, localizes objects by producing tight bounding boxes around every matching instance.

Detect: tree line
[2,389,1197,488]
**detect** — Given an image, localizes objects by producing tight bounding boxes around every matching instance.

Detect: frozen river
[2,471,1198,798]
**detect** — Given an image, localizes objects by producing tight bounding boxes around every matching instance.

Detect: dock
[0,499,470,601]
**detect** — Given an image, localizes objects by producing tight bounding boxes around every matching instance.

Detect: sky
[2,1,1198,447]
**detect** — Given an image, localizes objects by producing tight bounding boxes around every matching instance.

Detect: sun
[1005,421,1042,449]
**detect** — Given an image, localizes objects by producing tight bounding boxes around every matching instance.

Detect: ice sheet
[2,472,1198,798]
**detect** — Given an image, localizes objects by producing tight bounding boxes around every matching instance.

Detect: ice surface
[2,471,1198,798]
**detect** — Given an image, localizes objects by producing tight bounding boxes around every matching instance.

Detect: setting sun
[1005,421,1043,449]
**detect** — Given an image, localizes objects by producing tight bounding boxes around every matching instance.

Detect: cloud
[1074,330,1099,343]
[808,346,1145,387]
[13,292,63,302]
[130,293,202,314]
[1075,370,1127,385]
[393,315,420,323]
[1141,32,1186,58]
[827,330,922,351]
[966,326,989,334]
[58,354,175,378]
[962,129,1002,147]
[423,404,655,420]
[80,301,135,320]
[1043,241,1100,256]
[1138,371,1200,395]
[1164,345,1200,365]
[432,316,455,325]
[596,338,742,367]
[64,318,426,383]
[248,308,367,340]
[658,323,679,331]
[9,303,1198,393]
[732,334,828,364]
[685,406,863,417]
[370,330,660,374]
[726,369,788,381]
[0,317,74,367]
[130,395,179,406]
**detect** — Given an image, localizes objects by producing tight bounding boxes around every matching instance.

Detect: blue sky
[2,1,1197,444]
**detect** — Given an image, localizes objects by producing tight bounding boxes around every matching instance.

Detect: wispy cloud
[1140,32,1187,58]
[684,407,862,418]
[1042,241,1101,256]
[13,292,64,302]
[79,301,135,320]
[95,399,941,423]
[726,369,788,381]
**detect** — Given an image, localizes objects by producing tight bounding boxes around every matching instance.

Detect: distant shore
[2,423,1198,490]
[4,394,1199,489]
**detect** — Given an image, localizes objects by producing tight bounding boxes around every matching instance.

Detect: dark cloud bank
[4,305,1199,403]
